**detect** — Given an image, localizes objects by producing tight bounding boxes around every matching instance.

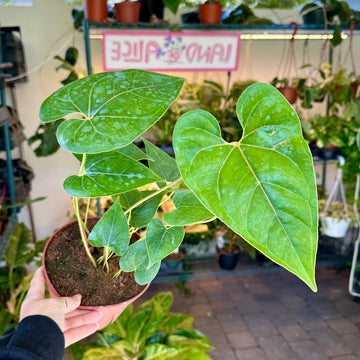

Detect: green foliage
[0,223,46,336]
[40,70,318,290]
[67,292,213,360]
[173,84,318,291]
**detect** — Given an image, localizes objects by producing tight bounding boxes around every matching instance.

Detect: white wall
[1,1,359,239]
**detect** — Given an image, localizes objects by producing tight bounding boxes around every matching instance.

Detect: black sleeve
[0,315,65,360]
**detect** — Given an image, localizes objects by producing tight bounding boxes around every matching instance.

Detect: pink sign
[102,31,240,72]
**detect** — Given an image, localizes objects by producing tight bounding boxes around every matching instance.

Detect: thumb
[63,294,82,314]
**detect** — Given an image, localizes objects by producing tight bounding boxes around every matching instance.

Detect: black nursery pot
[218,253,239,270]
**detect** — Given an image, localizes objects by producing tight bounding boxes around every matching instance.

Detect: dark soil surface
[44,219,145,306]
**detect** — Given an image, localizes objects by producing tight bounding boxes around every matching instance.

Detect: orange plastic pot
[277,87,297,104]
[199,3,223,24]
[42,219,150,329]
[84,0,108,22]
[115,1,141,23]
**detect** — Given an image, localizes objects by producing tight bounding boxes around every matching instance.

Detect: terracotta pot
[115,1,141,23]
[84,0,108,22]
[42,219,150,329]
[277,87,297,104]
[351,82,359,98]
[198,3,223,24]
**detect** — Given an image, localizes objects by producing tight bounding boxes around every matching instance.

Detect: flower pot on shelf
[320,216,351,238]
[115,1,141,23]
[277,87,297,104]
[217,245,240,270]
[43,218,150,329]
[164,252,184,268]
[198,3,223,24]
[84,0,108,22]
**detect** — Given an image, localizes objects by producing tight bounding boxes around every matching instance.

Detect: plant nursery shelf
[86,20,360,39]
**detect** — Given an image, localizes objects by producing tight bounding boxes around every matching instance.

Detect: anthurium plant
[40,69,318,291]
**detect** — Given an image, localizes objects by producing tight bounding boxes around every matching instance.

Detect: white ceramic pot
[321,216,351,238]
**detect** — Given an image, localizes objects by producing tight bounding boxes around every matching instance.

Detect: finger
[63,294,82,314]
[64,310,102,332]
[65,309,94,320]
[26,267,45,300]
[64,324,99,348]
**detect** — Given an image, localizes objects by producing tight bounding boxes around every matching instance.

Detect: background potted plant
[84,0,108,22]
[271,76,298,104]
[67,292,213,360]
[39,69,319,326]
[115,0,142,23]
[199,0,223,24]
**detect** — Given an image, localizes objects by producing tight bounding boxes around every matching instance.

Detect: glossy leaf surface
[134,261,161,285]
[173,83,318,291]
[144,139,181,182]
[63,150,160,197]
[119,239,148,272]
[87,199,129,255]
[39,70,185,154]
[163,189,214,226]
[146,219,185,266]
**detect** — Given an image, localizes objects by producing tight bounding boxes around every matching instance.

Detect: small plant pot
[351,82,359,98]
[277,87,297,104]
[164,252,184,268]
[43,218,150,329]
[218,252,239,270]
[84,0,108,22]
[115,1,141,23]
[198,3,223,24]
[320,216,351,238]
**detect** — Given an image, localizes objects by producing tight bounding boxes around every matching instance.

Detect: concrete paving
[141,264,360,360]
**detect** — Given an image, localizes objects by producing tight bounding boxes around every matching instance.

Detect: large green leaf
[146,219,185,266]
[39,70,185,154]
[63,150,160,197]
[173,83,318,291]
[144,344,188,360]
[144,139,180,182]
[162,313,194,333]
[87,199,129,255]
[162,189,214,226]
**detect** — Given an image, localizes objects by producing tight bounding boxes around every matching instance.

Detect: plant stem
[113,268,122,279]
[72,197,97,268]
[124,178,182,216]
[79,153,87,176]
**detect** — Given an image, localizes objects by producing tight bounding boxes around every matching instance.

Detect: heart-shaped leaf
[163,189,214,226]
[64,150,160,197]
[88,199,129,255]
[173,83,318,291]
[120,239,148,272]
[146,218,184,266]
[134,261,161,285]
[144,139,180,182]
[129,191,165,228]
[39,70,185,154]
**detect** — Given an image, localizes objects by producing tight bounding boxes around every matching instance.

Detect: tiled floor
[142,264,360,360]
[64,258,360,360]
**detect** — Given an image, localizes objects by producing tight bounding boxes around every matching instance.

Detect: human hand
[20,267,103,347]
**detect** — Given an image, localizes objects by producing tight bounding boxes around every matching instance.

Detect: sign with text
[102,32,240,72]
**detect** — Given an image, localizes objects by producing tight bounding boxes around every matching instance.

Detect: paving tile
[235,346,269,360]
[244,313,278,337]
[309,327,353,357]
[236,295,263,314]
[226,330,257,349]
[290,340,328,360]
[295,307,327,330]
[327,318,359,334]
[216,310,248,333]
[258,334,297,360]
[278,324,310,342]
[210,346,238,360]
[331,355,359,360]
[340,333,360,356]
[280,293,307,308]
[189,303,213,318]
